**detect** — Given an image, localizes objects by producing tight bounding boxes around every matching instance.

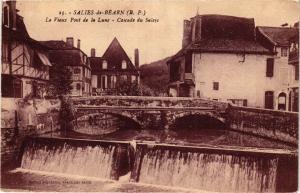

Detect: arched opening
[72,112,141,137]
[167,114,227,144]
[277,92,287,111]
[173,114,225,130]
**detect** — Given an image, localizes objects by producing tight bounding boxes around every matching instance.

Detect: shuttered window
[185,52,192,73]
[265,91,274,109]
[295,65,299,80]
[266,58,274,77]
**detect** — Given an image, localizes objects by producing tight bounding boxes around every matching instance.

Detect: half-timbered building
[2,1,51,98]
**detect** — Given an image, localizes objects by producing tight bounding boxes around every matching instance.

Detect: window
[265,91,274,109]
[281,47,288,57]
[120,75,127,82]
[213,82,219,90]
[185,52,192,73]
[111,75,117,88]
[131,75,136,83]
[101,75,107,89]
[3,6,9,27]
[266,58,274,77]
[102,60,107,69]
[2,42,9,62]
[76,83,81,90]
[196,90,200,97]
[121,60,127,69]
[295,65,299,80]
[1,75,22,98]
[228,99,247,107]
[74,68,81,74]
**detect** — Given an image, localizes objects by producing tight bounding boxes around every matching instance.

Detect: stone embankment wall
[1,98,60,167]
[226,105,298,145]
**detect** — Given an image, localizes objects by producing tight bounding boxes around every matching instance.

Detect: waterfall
[133,146,280,192]
[20,137,132,180]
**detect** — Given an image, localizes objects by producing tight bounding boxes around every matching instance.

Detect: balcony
[25,66,49,80]
[184,73,195,82]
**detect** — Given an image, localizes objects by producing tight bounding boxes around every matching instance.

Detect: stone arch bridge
[72,96,229,129]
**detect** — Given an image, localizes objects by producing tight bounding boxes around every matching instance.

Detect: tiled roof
[197,14,255,41]
[168,39,272,62]
[89,57,103,72]
[40,40,78,50]
[257,26,299,46]
[102,37,137,71]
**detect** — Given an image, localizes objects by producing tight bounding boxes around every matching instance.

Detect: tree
[116,80,154,96]
[46,63,73,98]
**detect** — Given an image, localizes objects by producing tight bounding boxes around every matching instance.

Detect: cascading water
[133,145,281,193]
[20,137,132,180]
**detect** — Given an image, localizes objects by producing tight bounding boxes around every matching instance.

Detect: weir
[130,143,297,192]
[17,137,297,192]
[19,137,134,180]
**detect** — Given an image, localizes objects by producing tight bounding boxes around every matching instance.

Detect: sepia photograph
[0,0,299,192]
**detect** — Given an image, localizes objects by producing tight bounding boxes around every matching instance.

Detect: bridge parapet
[72,96,228,112]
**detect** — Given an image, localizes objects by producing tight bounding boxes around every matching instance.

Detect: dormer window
[102,60,107,69]
[121,60,127,69]
[3,5,9,27]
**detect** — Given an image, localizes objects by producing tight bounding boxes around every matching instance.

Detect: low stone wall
[1,98,60,167]
[72,96,228,112]
[226,105,298,145]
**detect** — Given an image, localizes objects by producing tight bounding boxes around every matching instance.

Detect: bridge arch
[75,111,142,130]
[169,111,226,130]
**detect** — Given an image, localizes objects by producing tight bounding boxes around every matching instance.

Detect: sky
[17,0,299,64]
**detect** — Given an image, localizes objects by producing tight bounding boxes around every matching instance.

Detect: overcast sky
[17,0,299,64]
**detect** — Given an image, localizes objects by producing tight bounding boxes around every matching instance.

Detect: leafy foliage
[116,80,154,96]
[140,57,170,96]
[46,64,73,98]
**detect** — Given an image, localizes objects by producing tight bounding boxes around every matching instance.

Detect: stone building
[2,1,52,99]
[256,24,299,111]
[89,37,140,95]
[41,38,92,97]
[167,14,299,110]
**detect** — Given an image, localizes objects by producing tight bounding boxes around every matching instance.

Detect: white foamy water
[21,142,116,179]
[138,149,278,192]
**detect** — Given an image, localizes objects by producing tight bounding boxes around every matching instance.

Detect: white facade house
[168,14,299,110]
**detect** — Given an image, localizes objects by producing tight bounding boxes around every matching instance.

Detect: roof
[40,40,77,50]
[89,57,103,72]
[195,14,255,41]
[257,26,299,46]
[2,14,48,50]
[168,39,272,62]
[40,40,90,68]
[101,37,138,71]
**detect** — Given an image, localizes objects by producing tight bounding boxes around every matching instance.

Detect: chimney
[66,37,74,47]
[77,39,81,49]
[182,19,192,48]
[91,48,96,57]
[134,49,139,68]
[9,1,17,30]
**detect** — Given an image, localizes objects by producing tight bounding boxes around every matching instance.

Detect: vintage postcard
[1,0,299,192]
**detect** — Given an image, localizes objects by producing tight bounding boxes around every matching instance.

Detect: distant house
[89,37,140,95]
[41,38,91,97]
[256,24,299,112]
[2,1,52,99]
